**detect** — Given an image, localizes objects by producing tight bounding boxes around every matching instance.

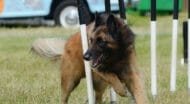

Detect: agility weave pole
[118,0,126,20]
[104,0,118,103]
[151,0,185,97]
[170,0,179,93]
[188,0,190,92]
[77,0,95,104]
[105,0,127,103]
[77,0,127,103]
[150,0,157,98]
[118,1,138,103]
[151,0,179,97]
[177,0,190,93]
[150,0,190,100]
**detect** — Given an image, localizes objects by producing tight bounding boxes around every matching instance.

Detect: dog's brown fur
[60,14,148,104]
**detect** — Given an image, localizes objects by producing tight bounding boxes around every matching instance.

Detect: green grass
[0,12,190,104]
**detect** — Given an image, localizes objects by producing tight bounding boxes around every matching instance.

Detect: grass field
[0,13,190,104]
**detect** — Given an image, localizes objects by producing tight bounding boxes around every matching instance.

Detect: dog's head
[84,14,135,69]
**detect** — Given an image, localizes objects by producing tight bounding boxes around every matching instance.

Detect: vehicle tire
[54,0,92,28]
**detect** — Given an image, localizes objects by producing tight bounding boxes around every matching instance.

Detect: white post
[188,19,190,92]
[80,24,95,104]
[151,21,157,98]
[170,19,178,92]
[110,87,117,104]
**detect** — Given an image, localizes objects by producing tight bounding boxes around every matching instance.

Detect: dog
[31,13,148,104]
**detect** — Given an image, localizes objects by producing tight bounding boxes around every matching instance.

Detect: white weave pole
[80,25,95,104]
[109,0,128,103]
[188,19,190,92]
[150,0,157,98]
[170,0,179,92]
[151,21,157,98]
[118,0,137,103]
[170,19,178,92]
[188,0,190,92]
[104,0,117,103]
[110,87,117,104]
[77,0,95,104]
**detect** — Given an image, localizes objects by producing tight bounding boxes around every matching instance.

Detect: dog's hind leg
[93,73,108,104]
[61,69,84,104]
[61,58,85,104]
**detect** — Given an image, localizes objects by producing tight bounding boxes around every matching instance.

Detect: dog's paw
[110,101,118,104]
[115,88,128,97]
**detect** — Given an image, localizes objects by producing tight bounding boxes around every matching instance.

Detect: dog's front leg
[125,69,148,104]
[124,51,148,104]
[93,70,127,97]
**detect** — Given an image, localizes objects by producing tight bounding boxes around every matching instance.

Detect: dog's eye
[96,38,107,47]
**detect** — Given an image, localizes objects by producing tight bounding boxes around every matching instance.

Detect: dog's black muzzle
[83,49,92,61]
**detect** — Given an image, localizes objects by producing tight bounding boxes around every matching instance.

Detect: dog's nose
[83,53,91,61]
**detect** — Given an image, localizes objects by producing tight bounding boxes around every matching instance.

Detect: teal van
[0,0,127,28]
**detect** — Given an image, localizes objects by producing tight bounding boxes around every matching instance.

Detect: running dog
[31,13,148,104]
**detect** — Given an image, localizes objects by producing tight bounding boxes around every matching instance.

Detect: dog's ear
[106,14,119,39]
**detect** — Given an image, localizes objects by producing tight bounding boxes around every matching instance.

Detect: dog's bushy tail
[31,38,66,60]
